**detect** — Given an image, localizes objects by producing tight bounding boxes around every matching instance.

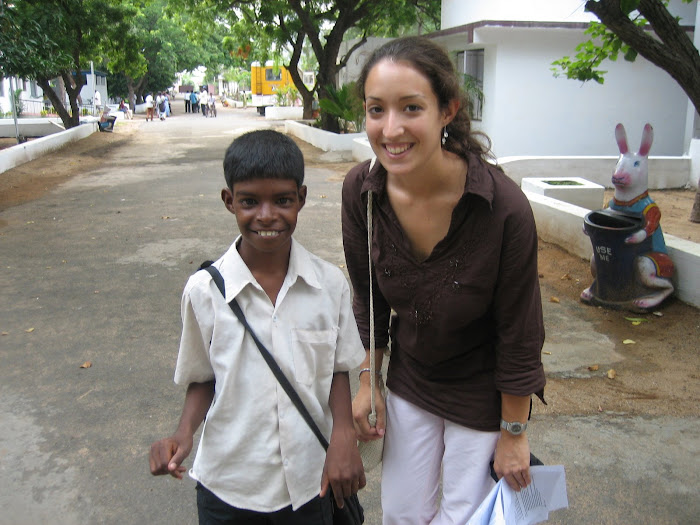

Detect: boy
[149,129,366,523]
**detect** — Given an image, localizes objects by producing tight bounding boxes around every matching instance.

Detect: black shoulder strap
[200,261,225,297]
[200,263,329,451]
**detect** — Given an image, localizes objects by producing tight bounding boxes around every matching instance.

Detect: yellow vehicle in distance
[250,61,294,115]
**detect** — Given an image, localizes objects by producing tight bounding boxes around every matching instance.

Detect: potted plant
[318,82,364,133]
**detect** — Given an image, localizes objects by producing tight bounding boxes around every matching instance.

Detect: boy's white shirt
[175,236,365,512]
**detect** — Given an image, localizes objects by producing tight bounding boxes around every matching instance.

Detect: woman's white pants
[381,392,500,524]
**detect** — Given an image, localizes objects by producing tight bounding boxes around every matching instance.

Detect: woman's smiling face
[364,59,451,178]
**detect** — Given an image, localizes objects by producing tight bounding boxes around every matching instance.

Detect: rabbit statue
[581,123,674,311]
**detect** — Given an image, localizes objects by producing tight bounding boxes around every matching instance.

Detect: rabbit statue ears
[615,123,653,157]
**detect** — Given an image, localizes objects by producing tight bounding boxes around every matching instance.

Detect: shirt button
[283,458,289,467]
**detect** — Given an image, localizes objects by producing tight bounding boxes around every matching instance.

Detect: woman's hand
[492,432,531,491]
[352,378,386,442]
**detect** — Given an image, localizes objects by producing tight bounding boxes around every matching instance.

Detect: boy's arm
[149,380,215,479]
[320,372,366,507]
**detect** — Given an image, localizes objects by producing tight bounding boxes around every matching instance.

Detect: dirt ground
[1,125,698,421]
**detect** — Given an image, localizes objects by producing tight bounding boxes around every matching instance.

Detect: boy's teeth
[258,231,279,237]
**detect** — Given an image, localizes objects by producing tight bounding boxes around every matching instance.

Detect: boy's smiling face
[222,178,306,263]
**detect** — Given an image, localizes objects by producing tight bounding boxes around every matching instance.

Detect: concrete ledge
[665,234,700,310]
[285,120,366,152]
[265,106,303,120]
[501,156,693,189]
[0,118,66,138]
[522,177,605,211]
[0,122,98,174]
[353,137,374,162]
[524,191,700,308]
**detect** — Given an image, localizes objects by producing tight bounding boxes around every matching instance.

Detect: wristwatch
[500,419,528,435]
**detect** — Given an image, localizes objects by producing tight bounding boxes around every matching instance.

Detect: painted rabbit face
[612,123,653,199]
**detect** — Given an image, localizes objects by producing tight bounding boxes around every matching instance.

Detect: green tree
[112,0,209,107]
[0,0,135,129]
[170,0,440,131]
[551,0,700,222]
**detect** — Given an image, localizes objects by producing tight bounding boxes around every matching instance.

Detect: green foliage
[223,68,250,90]
[171,0,440,130]
[0,1,73,80]
[275,84,300,106]
[551,0,693,85]
[461,74,484,120]
[319,83,364,133]
[551,20,644,84]
[12,89,23,118]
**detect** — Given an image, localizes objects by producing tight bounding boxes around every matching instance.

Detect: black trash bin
[583,209,653,303]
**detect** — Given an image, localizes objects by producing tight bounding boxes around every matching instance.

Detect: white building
[0,70,108,116]
[0,77,45,116]
[430,0,699,158]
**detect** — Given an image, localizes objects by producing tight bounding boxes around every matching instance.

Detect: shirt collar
[360,153,497,209]
[218,236,321,302]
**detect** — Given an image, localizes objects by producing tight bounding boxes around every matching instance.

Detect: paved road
[0,105,697,524]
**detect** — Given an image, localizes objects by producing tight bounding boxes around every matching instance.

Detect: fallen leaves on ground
[549,296,560,303]
[625,317,649,326]
[80,361,92,369]
[607,369,617,379]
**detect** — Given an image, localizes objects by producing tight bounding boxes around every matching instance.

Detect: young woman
[341,36,546,524]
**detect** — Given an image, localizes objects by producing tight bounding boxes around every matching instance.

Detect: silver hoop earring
[442,127,448,146]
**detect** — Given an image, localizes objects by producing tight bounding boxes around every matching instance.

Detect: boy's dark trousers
[196,483,333,525]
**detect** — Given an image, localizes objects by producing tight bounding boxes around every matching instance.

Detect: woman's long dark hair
[356,36,494,164]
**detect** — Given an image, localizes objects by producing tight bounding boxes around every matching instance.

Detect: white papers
[468,465,568,525]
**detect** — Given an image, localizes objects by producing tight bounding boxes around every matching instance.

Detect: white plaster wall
[441,0,594,28]
[441,0,696,29]
[470,26,689,157]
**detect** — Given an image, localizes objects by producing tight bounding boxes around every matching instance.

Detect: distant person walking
[201,88,208,117]
[184,92,191,113]
[145,93,155,122]
[93,90,102,115]
[208,92,217,118]
[191,91,199,114]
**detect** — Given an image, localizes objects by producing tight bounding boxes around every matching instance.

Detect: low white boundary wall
[0,118,66,138]
[285,120,365,152]
[0,122,98,174]
[501,156,694,189]
[526,192,700,309]
[266,107,304,120]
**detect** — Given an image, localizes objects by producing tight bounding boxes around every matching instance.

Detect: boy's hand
[352,380,386,442]
[320,428,366,508]
[149,435,192,480]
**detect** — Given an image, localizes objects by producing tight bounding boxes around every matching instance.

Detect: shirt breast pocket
[290,328,337,385]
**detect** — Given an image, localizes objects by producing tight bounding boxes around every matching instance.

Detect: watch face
[510,422,524,433]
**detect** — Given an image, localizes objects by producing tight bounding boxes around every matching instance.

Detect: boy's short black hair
[223,130,304,190]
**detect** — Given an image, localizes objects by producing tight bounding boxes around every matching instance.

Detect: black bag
[489,453,544,483]
[331,491,364,525]
[200,262,364,525]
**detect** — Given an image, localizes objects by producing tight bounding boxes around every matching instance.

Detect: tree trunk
[37,78,74,129]
[690,187,700,223]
